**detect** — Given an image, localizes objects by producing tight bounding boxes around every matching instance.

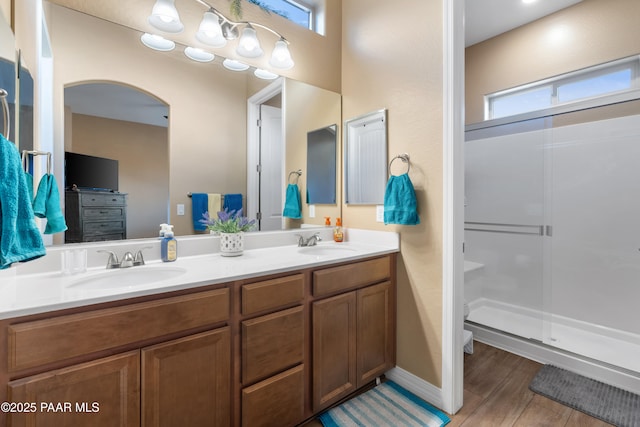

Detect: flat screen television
[65,152,119,192]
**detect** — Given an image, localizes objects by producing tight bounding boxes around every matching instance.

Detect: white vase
[219,232,244,257]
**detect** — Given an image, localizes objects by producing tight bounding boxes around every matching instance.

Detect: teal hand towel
[33,174,68,234]
[0,134,46,269]
[384,173,420,225]
[283,184,302,219]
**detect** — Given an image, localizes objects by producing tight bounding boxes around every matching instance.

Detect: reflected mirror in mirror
[344,109,387,205]
[306,124,337,204]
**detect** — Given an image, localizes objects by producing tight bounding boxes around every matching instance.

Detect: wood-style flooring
[303,341,612,426]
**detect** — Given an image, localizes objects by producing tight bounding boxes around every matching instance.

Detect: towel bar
[22,150,52,175]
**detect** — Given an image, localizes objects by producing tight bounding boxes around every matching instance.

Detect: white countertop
[0,228,399,319]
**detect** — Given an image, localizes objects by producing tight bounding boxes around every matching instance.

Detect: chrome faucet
[99,248,150,269]
[297,232,322,247]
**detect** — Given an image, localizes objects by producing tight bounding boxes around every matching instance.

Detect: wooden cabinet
[8,351,140,427]
[311,259,396,412]
[65,190,127,243]
[1,254,396,427]
[3,288,230,427]
[142,328,231,427]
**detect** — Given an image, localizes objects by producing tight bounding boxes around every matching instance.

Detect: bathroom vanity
[0,229,398,426]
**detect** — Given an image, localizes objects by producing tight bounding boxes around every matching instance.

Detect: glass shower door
[464,118,550,342]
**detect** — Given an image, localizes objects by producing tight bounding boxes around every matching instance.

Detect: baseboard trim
[385,367,446,412]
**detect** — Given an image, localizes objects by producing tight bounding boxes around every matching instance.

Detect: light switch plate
[376,205,384,222]
[309,205,316,218]
[177,204,185,216]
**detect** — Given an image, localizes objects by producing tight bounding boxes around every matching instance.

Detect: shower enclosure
[463,105,640,389]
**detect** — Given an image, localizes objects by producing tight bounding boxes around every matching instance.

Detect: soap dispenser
[324,217,331,227]
[161,225,178,262]
[333,218,344,243]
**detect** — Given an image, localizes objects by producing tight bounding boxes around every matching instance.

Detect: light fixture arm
[194,0,289,43]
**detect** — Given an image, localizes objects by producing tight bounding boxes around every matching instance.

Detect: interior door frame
[442,0,465,415]
[247,78,284,228]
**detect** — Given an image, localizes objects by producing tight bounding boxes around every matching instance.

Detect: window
[257,0,314,31]
[486,56,640,120]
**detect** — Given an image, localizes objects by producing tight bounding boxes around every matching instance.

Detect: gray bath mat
[529,365,640,427]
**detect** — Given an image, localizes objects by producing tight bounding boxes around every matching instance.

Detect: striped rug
[318,381,451,427]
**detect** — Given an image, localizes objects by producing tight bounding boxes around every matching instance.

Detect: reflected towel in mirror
[283,184,302,219]
[191,193,208,231]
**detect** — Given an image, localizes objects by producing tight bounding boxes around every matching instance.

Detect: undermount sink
[67,266,187,291]
[297,245,357,257]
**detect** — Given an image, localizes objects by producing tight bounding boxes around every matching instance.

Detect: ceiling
[465,0,583,47]
[64,0,585,125]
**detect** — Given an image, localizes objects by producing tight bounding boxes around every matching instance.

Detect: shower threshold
[467,298,640,374]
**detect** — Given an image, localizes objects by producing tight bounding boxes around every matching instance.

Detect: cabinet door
[312,292,357,412]
[142,328,230,427]
[357,281,395,387]
[241,365,304,427]
[7,351,140,427]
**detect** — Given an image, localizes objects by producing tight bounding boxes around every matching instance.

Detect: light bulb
[236,26,263,58]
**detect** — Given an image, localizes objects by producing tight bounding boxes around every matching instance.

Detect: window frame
[485,55,640,121]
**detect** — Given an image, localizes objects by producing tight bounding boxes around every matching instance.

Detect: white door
[258,104,283,231]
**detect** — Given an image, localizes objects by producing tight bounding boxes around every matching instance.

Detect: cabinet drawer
[242,306,304,385]
[80,193,126,207]
[82,233,125,242]
[8,288,229,372]
[84,221,125,233]
[83,207,125,219]
[313,257,390,297]
[241,274,304,316]
[241,365,304,427]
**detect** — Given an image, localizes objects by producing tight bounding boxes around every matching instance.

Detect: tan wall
[48,4,248,236]
[67,113,169,239]
[466,0,640,124]
[284,78,342,229]
[342,0,444,386]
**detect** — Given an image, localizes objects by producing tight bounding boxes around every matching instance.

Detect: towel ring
[388,153,410,176]
[288,169,302,184]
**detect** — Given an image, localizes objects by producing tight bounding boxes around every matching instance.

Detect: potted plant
[200,208,256,257]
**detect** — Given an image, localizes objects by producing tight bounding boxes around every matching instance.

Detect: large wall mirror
[344,109,387,205]
[26,1,342,244]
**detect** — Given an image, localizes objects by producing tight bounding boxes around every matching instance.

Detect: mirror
[306,124,337,204]
[344,109,387,205]
[39,3,341,243]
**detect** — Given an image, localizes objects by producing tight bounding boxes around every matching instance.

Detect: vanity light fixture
[147,0,184,33]
[254,68,279,80]
[223,58,250,71]
[184,46,215,62]
[146,0,294,69]
[140,33,176,51]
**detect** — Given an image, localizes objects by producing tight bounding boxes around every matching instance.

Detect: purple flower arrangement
[199,208,256,233]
